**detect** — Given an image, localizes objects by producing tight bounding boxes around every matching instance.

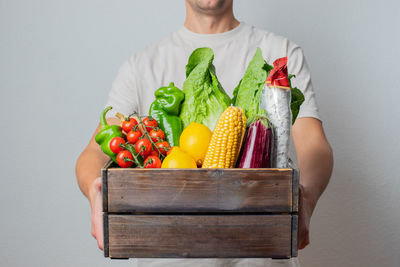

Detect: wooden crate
[102,161,298,259]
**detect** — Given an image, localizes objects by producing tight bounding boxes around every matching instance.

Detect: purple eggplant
[237,118,273,168]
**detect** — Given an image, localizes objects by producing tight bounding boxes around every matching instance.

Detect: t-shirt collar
[177,22,246,46]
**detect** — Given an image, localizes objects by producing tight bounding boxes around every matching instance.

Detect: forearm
[75,118,120,204]
[76,144,109,203]
[293,118,334,208]
[297,138,333,207]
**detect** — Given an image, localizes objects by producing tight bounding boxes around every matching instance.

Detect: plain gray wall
[1,0,399,266]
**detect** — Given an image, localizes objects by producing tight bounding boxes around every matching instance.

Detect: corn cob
[202,106,246,168]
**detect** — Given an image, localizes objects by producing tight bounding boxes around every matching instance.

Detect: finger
[97,236,104,251]
[298,231,305,249]
[91,220,96,238]
[91,216,96,238]
[95,194,104,250]
[96,216,104,250]
[298,227,310,249]
[298,184,304,207]
[305,231,310,247]
[299,239,309,250]
[298,231,307,249]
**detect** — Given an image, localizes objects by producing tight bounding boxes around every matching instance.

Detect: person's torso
[109,24,303,266]
[131,23,291,115]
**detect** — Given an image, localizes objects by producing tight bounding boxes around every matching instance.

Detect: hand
[298,184,316,250]
[89,177,103,250]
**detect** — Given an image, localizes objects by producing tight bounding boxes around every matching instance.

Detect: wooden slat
[292,169,299,212]
[101,160,113,213]
[106,168,293,213]
[108,214,292,259]
[103,213,109,258]
[291,214,298,257]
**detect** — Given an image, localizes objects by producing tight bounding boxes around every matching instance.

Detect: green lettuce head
[180,47,231,131]
[233,48,273,126]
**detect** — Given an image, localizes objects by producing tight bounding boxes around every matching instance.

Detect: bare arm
[292,117,333,249]
[76,118,120,200]
[75,117,120,249]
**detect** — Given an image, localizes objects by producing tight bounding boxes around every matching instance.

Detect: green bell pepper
[149,82,185,147]
[95,106,124,163]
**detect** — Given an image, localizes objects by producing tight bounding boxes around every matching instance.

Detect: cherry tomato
[127,130,142,144]
[135,138,152,157]
[149,128,165,142]
[156,141,170,156]
[116,150,133,168]
[148,150,159,157]
[142,117,158,133]
[109,137,126,154]
[122,117,138,133]
[144,155,162,168]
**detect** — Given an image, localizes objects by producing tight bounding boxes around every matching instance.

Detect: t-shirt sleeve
[105,55,139,118]
[287,45,321,122]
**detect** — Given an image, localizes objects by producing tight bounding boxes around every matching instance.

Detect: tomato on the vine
[135,138,152,157]
[156,141,170,155]
[148,150,159,157]
[122,117,138,133]
[109,137,126,154]
[149,128,165,142]
[116,150,133,168]
[127,130,142,144]
[142,117,158,132]
[144,155,161,168]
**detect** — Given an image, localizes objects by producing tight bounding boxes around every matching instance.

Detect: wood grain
[292,169,299,212]
[106,168,294,213]
[107,214,292,259]
[103,213,109,258]
[101,160,113,213]
[291,214,298,257]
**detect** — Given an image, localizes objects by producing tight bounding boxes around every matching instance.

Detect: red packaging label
[265,57,290,89]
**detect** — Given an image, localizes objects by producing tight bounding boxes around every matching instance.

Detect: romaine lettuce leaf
[180,47,231,131]
[232,48,273,125]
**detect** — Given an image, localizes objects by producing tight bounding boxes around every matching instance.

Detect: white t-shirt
[106,22,320,122]
[105,22,319,267]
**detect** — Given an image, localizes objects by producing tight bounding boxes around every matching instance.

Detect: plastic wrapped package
[260,57,292,168]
